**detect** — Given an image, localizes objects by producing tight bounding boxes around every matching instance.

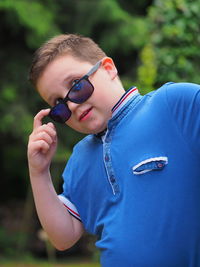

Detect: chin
[70,119,108,135]
[90,125,107,135]
[81,124,107,135]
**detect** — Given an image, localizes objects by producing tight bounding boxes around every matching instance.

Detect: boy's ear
[101,57,118,80]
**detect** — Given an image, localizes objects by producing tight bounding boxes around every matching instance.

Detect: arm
[27,109,84,251]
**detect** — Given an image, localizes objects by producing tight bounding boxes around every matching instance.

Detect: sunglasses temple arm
[86,61,102,77]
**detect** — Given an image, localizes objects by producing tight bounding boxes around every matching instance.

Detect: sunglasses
[48,60,102,123]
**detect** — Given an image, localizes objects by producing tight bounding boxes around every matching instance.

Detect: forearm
[29,170,83,250]
[27,110,83,250]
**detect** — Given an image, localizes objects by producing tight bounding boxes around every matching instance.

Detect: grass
[0,264,99,267]
[0,258,100,267]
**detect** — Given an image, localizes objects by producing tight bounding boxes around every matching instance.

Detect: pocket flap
[132,157,168,175]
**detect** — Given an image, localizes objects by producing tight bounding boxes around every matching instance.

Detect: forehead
[45,54,93,75]
[37,54,93,90]
[36,55,93,103]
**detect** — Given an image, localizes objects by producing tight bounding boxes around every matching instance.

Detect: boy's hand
[27,109,57,175]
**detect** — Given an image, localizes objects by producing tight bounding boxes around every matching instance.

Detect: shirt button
[157,162,164,168]
[105,154,109,162]
[110,175,116,183]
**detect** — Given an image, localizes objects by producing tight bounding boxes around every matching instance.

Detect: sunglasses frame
[62,60,102,104]
[48,60,102,123]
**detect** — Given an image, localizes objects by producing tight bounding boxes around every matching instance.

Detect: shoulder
[165,82,200,111]
[156,82,200,100]
[148,82,200,109]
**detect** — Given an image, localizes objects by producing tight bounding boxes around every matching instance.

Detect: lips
[79,107,93,121]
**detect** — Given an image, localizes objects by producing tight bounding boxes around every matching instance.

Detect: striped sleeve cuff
[58,195,81,222]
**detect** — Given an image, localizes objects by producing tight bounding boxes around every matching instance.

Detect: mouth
[79,107,93,121]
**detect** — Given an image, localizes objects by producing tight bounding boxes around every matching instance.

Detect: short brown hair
[29,34,107,86]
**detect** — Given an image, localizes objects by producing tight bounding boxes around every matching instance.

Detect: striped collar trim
[111,87,139,118]
[95,87,139,139]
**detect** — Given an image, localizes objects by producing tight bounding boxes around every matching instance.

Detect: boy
[28,34,200,266]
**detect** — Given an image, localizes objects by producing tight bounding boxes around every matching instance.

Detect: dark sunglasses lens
[49,103,71,123]
[68,79,94,104]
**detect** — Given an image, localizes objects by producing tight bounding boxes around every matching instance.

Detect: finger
[34,124,57,140]
[36,131,54,145]
[33,109,50,129]
[47,122,57,138]
[35,140,50,154]
[47,122,55,129]
[47,123,57,141]
[28,139,50,156]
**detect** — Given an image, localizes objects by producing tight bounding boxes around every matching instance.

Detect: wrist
[29,167,51,180]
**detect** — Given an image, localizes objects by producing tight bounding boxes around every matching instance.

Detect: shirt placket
[103,130,120,195]
[101,88,141,195]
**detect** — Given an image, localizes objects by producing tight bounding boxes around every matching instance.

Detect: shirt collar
[95,87,139,139]
[111,87,139,118]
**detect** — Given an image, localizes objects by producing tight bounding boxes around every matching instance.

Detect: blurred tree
[0,0,60,201]
[147,0,200,85]
[137,43,157,94]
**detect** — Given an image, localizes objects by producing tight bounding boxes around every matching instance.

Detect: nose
[67,100,79,112]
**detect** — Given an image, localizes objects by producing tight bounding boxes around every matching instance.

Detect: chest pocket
[132,156,168,175]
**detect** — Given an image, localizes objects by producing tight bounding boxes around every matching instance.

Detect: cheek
[65,118,86,133]
[90,89,109,109]
[65,119,77,129]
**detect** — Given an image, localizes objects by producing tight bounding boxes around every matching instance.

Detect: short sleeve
[165,82,200,156]
[58,194,81,221]
[58,152,82,222]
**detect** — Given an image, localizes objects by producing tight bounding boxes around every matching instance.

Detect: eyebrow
[47,73,82,105]
[63,72,83,85]
[63,75,76,86]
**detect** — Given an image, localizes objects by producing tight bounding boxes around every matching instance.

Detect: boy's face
[37,54,125,134]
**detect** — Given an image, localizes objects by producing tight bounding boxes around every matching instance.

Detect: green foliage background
[0,0,199,261]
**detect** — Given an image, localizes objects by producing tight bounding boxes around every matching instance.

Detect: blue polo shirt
[59,82,200,266]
